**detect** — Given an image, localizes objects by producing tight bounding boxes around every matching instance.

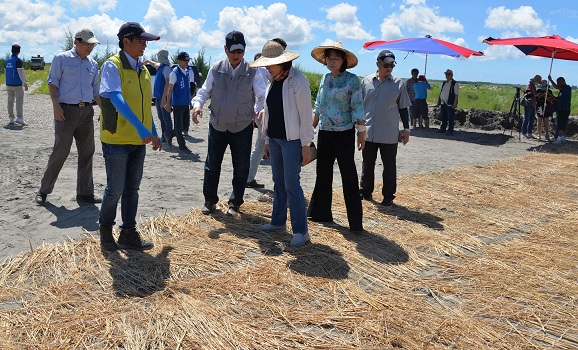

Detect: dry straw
[1,147,578,349]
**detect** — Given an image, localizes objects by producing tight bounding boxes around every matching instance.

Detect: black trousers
[307,128,363,231]
[360,141,398,203]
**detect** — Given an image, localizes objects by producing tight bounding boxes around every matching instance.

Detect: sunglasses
[445,72,453,75]
[382,63,395,68]
[132,38,147,46]
[229,49,245,54]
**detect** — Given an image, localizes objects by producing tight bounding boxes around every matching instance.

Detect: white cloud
[67,14,125,47]
[214,3,314,51]
[404,0,426,5]
[379,0,463,40]
[0,0,67,46]
[69,0,117,12]
[324,3,373,41]
[379,18,404,40]
[485,6,551,36]
[143,0,205,49]
[475,33,526,61]
[478,45,526,61]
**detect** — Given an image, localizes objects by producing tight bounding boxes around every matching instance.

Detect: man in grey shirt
[35,29,102,205]
[192,30,266,216]
[359,50,411,206]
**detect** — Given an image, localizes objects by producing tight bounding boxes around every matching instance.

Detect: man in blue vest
[5,44,29,126]
[35,29,102,206]
[192,30,266,216]
[151,49,175,147]
[437,69,460,135]
[98,22,161,252]
[164,51,192,154]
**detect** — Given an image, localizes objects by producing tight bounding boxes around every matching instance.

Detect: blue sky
[2,0,578,85]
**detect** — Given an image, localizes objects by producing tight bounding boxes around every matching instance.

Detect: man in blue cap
[98,22,162,252]
[359,49,411,207]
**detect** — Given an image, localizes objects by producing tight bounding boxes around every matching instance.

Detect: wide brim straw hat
[311,40,358,69]
[250,40,300,68]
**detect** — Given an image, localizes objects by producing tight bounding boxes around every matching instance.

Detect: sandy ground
[0,85,567,262]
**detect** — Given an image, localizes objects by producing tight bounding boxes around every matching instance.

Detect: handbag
[303,142,317,166]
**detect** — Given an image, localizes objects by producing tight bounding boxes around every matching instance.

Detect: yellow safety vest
[100,52,153,145]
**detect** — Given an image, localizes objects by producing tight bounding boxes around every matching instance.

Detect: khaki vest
[208,60,256,133]
[100,52,153,145]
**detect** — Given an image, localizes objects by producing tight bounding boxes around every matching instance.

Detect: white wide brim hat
[311,40,358,69]
[250,40,299,68]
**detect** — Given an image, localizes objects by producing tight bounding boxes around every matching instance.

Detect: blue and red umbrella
[363,35,483,75]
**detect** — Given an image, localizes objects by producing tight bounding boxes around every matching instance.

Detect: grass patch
[26,67,50,94]
[4,65,578,115]
[0,67,50,94]
[298,67,578,115]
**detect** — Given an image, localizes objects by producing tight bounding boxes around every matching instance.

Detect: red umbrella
[484,35,578,112]
[483,35,578,61]
[363,35,483,75]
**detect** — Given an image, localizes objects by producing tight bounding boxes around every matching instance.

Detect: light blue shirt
[313,71,364,131]
[413,81,431,99]
[47,49,99,104]
[99,51,143,98]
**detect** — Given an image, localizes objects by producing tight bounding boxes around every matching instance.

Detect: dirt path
[0,86,568,262]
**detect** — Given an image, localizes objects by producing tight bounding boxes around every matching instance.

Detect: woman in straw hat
[307,41,365,233]
[250,39,315,247]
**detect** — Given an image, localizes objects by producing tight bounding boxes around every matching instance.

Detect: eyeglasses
[229,49,245,54]
[78,41,97,48]
[382,63,395,68]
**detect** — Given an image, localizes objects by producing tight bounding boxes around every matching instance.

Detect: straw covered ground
[1,147,577,349]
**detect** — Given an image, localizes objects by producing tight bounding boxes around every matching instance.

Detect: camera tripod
[507,87,522,140]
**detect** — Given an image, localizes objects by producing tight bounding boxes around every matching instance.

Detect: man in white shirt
[437,69,460,135]
[192,30,266,216]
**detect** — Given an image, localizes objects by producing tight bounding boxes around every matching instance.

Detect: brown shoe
[245,180,265,188]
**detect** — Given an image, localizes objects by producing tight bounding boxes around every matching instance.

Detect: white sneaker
[258,223,286,231]
[290,232,310,247]
[15,118,28,126]
[8,118,15,124]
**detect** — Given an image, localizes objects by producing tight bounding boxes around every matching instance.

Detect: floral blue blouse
[313,71,364,131]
